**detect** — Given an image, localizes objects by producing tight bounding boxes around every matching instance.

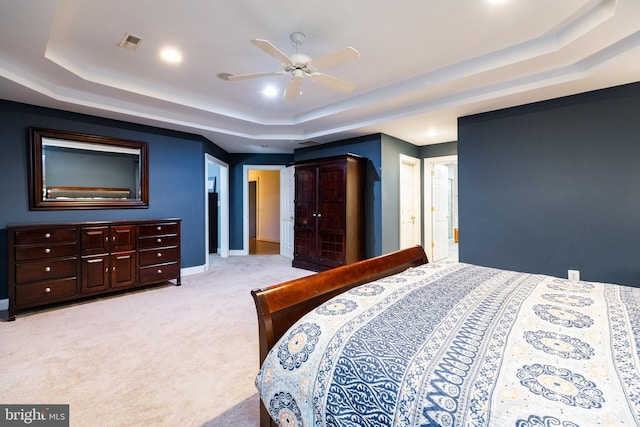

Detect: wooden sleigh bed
[252,245,640,427]
[251,246,428,427]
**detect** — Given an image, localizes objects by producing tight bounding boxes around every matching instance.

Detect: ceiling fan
[217,32,360,101]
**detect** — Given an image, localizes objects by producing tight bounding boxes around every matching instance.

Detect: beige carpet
[0,255,312,426]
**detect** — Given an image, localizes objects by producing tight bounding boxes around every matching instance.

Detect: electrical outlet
[568,270,580,282]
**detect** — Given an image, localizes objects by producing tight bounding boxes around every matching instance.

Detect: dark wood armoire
[292,154,366,271]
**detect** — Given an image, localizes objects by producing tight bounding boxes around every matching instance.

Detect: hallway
[249,238,280,255]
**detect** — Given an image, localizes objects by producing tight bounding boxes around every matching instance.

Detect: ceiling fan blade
[250,39,294,67]
[217,71,283,81]
[283,77,303,101]
[308,47,360,70]
[309,73,355,93]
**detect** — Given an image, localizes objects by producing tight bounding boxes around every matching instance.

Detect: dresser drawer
[139,222,179,238]
[15,258,77,284]
[15,243,78,262]
[139,235,179,249]
[139,262,178,284]
[139,247,178,266]
[15,228,77,245]
[15,278,77,308]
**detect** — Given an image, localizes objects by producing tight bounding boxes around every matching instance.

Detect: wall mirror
[29,128,149,210]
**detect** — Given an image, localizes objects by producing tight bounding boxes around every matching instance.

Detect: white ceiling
[1,0,639,153]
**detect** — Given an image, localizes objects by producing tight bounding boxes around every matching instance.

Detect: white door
[280,166,295,259]
[432,164,449,261]
[399,156,421,249]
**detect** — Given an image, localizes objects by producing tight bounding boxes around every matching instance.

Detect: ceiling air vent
[118,33,143,50]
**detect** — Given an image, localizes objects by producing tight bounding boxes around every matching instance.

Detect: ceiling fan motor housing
[287,53,314,74]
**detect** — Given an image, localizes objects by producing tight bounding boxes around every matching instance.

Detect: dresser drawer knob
[157,226,162,231]
[45,233,51,239]
[45,287,51,293]
[157,253,162,258]
[45,266,51,272]
[44,248,51,254]
[157,238,162,243]
[157,269,163,274]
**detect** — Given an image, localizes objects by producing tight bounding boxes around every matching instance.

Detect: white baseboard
[0,299,7,311]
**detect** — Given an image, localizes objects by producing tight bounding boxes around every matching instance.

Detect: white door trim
[399,154,422,249]
[205,154,230,269]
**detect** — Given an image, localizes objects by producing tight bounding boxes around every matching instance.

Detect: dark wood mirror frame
[29,128,149,210]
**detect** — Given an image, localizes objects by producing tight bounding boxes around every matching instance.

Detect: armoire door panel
[293,230,316,262]
[318,231,346,267]
[318,202,346,231]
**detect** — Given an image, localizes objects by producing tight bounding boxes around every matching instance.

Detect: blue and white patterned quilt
[255,262,640,426]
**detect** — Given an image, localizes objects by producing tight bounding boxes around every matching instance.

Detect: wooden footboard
[251,245,428,427]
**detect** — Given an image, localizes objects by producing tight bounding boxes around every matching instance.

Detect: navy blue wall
[420,141,457,158]
[0,100,227,299]
[458,82,640,286]
[294,135,382,257]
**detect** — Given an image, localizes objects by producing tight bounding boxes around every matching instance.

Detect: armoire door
[293,166,317,264]
[317,163,347,268]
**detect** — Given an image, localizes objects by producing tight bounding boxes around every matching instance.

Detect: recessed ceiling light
[160,48,182,64]
[263,86,278,97]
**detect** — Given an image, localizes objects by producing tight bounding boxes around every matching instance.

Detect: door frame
[423,155,457,262]
[242,164,286,256]
[205,154,229,269]
[248,179,258,239]
[399,154,422,249]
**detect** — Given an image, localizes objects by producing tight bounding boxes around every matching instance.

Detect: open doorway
[205,154,229,269]
[243,165,291,256]
[248,171,280,255]
[424,155,458,263]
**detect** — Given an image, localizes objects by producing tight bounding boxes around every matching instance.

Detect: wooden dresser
[7,218,181,320]
[293,154,365,271]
